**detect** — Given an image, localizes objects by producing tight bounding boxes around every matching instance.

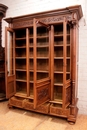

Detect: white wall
[0,0,87,115]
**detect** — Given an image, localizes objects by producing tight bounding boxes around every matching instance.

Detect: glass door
[5,27,15,98]
[33,19,51,108]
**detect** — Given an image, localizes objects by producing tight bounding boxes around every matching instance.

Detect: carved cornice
[4,5,83,29]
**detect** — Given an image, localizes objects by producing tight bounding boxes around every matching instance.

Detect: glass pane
[7,31,14,76]
[36,26,49,80]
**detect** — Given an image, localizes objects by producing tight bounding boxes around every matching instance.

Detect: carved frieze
[13,15,72,28]
[13,20,33,28]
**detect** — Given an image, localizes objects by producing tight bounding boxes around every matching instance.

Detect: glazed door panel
[33,19,51,108]
[5,27,15,98]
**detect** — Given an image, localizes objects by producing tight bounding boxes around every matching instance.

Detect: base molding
[67,103,78,123]
[8,96,79,123]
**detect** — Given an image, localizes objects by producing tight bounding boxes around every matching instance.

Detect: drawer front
[50,105,70,117]
[24,100,50,114]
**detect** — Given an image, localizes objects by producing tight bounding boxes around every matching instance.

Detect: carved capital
[67,19,77,28]
[0,4,8,19]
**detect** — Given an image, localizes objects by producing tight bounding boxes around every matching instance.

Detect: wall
[0,0,87,115]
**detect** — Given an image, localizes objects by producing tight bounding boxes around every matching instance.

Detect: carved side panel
[36,83,50,106]
[66,86,71,104]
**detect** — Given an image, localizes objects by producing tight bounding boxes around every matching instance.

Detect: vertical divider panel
[33,18,37,109]
[49,25,51,78]
[50,25,54,100]
[26,28,29,96]
[14,31,16,93]
[63,18,67,109]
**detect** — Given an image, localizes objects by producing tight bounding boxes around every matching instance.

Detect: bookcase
[0,4,8,100]
[4,5,83,123]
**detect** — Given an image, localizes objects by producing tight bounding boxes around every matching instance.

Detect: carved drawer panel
[24,99,50,114]
[23,99,34,110]
[36,102,50,114]
[9,96,25,108]
[50,104,70,117]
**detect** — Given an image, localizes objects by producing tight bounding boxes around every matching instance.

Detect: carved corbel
[67,19,77,28]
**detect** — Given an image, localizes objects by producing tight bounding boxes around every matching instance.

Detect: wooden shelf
[16,69,26,72]
[54,57,64,59]
[54,45,63,47]
[27,95,34,99]
[16,79,27,82]
[54,34,63,37]
[29,36,33,39]
[15,46,26,48]
[54,71,70,74]
[15,37,26,40]
[54,83,63,86]
[37,35,49,38]
[37,57,49,59]
[15,92,27,97]
[49,99,63,104]
[15,57,26,59]
[29,81,34,83]
[36,45,49,48]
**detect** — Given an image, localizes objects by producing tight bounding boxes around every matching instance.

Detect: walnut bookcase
[4,5,83,123]
[0,4,8,100]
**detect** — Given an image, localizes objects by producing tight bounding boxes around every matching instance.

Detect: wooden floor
[0,100,87,130]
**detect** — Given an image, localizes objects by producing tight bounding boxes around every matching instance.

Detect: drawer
[24,99,50,114]
[50,104,70,117]
[9,96,25,108]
